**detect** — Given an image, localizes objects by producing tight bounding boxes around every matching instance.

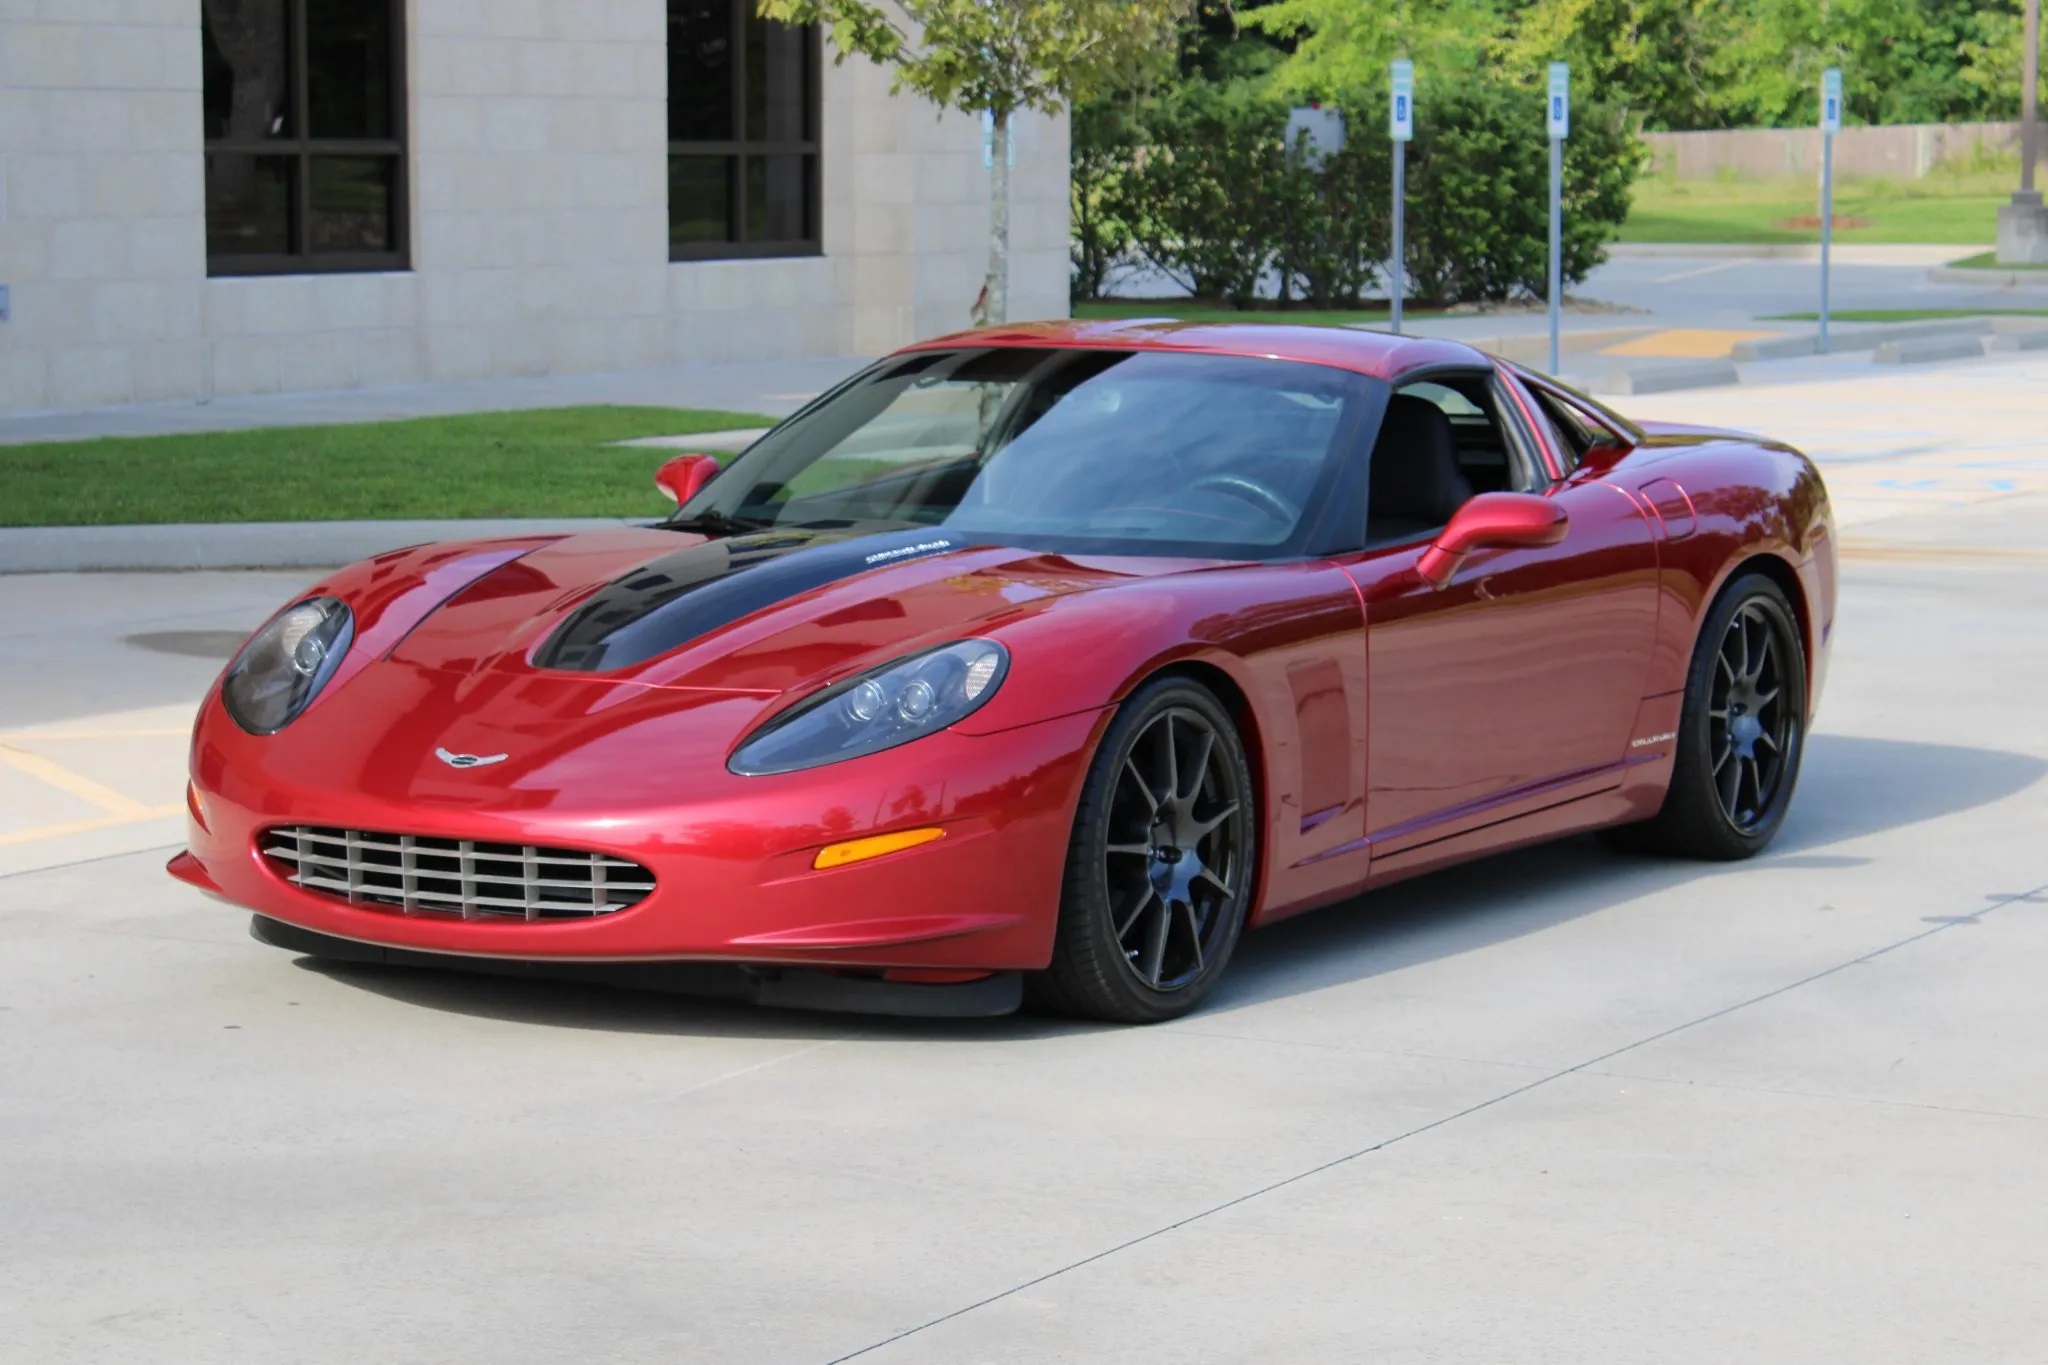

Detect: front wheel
[1623,571,1808,859]
[1030,678,1257,1023]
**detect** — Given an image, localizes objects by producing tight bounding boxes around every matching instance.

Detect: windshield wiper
[664,510,772,536]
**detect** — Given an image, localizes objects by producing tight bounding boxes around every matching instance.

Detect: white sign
[1547,63,1570,139]
[1820,67,1843,134]
[1285,105,1346,167]
[1390,60,1414,142]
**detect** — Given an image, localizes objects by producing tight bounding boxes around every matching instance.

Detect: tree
[760,0,1193,324]
[1240,0,1501,99]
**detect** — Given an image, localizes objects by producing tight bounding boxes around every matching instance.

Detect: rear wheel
[1030,678,1256,1023]
[1621,571,1807,859]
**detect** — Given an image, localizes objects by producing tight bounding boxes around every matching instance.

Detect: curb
[1928,265,2048,287]
[1573,359,1741,395]
[1609,243,1984,266]
[0,518,644,575]
[1985,327,2048,352]
[1874,334,1993,365]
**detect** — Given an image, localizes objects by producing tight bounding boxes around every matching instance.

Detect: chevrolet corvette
[170,320,1835,1022]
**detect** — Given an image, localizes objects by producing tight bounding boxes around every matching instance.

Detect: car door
[1339,366,1660,856]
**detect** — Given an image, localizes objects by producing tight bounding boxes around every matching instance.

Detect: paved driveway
[3,354,2045,1363]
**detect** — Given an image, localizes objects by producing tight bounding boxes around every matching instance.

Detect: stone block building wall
[0,0,1070,415]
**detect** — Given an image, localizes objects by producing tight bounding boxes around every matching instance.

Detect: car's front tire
[1030,678,1257,1023]
[1620,570,1808,860]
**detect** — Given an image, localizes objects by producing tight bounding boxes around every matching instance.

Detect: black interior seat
[1369,394,1475,540]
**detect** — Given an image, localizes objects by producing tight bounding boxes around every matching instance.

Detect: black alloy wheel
[1619,571,1808,860]
[1032,678,1256,1022]
[1708,599,1796,833]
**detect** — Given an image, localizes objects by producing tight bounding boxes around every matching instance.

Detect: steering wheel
[1186,473,1297,525]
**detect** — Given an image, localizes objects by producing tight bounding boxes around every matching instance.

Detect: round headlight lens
[730,640,1010,776]
[221,596,355,735]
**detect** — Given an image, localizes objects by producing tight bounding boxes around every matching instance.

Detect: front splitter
[249,915,1024,1019]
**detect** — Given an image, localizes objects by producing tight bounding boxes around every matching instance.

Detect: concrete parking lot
[3,352,2046,1363]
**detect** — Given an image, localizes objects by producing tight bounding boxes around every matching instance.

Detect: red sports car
[171,321,1835,1022]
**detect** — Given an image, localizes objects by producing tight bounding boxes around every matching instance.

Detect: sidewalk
[0,354,872,446]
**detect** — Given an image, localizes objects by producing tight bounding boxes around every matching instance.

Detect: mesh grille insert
[262,826,654,921]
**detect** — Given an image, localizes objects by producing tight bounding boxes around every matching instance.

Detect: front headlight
[729,640,1010,776]
[221,596,355,735]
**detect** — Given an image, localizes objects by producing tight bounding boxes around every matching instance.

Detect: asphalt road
[4,353,2046,1363]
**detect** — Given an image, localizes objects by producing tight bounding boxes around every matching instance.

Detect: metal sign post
[1390,60,1414,333]
[1546,63,1569,375]
[1819,68,1842,353]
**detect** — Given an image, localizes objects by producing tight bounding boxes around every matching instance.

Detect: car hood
[382,525,1227,695]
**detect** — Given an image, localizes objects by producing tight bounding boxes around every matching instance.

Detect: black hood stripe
[532,528,964,672]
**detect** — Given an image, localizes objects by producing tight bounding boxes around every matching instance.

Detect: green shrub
[1070,99,1145,302]
[1070,76,1642,309]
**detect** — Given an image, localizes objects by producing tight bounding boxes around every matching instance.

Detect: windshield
[669,347,1385,559]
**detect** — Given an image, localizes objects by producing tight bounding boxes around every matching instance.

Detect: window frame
[667,3,824,262]
[203,0,410,278]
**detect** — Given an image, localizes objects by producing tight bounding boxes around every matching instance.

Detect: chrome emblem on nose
[435,748,508,769]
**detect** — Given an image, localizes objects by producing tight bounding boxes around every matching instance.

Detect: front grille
[263,826,655,921]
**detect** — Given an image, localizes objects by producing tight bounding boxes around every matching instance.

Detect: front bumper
[175,704,1109,973]
[245,914,1026,1017]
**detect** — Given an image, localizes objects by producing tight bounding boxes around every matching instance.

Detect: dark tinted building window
[203,0,407,275]
[669,1,819,258]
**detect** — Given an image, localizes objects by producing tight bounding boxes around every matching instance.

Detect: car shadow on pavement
[1206,732,2045,1014]
[294,733,2042,1037]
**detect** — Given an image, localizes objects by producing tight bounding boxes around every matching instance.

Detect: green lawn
[1074,299,1422,327]
[1762,308,2048,322]
[1,406,773,527]
[1621,170,2009,245]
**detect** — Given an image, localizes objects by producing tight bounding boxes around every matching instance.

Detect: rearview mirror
[654,453,722,505]
[1417,492,1569,588]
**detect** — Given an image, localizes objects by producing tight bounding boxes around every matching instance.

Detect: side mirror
[654,453,722,506]
[1417,492,1569,588]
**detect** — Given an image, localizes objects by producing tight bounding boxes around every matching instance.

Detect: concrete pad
[3,360,2048,1363]
[1873,334,1994,364]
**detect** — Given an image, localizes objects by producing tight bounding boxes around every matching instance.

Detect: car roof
[899,317,1490,382]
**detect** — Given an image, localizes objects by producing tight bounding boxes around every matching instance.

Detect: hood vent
[532,527,965,673]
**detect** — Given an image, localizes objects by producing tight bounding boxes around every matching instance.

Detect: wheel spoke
[1715,750,1740,815]
[1712,742,1734,774]
[1732,614,1750,680]
[1198,866,1233,897]
[1189,801,1241,841]
[1114,887,1157,941]
[1708,707,1728,722]
[1178,900,1205,971]
[1106,842,1151,857]
[1123,757,1159,814]
[1139,898,1171,985]
[1182,729,1217,806]
[1755,729,1779,754]
[1750,685,1779,711]
[1739,754,1761,818]
[1160,715,1179,809]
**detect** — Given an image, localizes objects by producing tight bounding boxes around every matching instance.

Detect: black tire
[1029,677,1258,1023]
[1618,570,1808,860]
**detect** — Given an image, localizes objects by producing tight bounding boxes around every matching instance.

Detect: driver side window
[1366,371,1540,545]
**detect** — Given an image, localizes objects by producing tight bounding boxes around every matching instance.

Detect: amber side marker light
[813,827,945,870]
[186,782,211,833]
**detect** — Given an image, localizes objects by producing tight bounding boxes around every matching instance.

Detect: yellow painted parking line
[0,743,162,819]
[0,806,185,848]
[1602,328,1778,359]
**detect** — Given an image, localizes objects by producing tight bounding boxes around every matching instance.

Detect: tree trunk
[975,110,1013,327]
